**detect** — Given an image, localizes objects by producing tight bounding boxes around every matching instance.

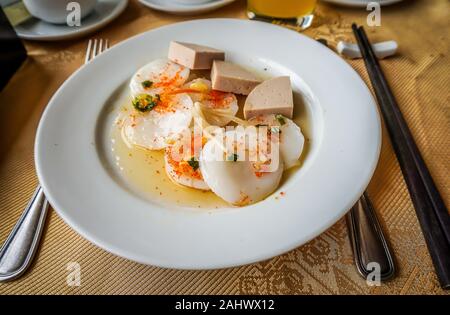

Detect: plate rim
[138,0,236,14]
[35,18,381,269]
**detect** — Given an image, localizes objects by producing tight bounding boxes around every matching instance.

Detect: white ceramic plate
[139,0,236,15]
[35,19,381,269]
[322,0,404,7]
[14,0,127,41]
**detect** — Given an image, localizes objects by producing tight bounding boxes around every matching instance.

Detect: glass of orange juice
[247,0,317,30]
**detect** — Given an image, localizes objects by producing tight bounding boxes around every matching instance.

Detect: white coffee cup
[23,0,97,24]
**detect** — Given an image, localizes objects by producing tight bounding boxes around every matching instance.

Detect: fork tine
[92,39,98,59]
[98,39,103,54]
[85,38,109,64]
[84,39,93,64]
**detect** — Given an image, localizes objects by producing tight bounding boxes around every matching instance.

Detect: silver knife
[317,38,395,281]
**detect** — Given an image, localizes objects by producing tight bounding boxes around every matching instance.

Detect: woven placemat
[0,0,448,294]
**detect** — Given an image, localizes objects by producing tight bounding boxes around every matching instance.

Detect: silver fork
[0,39,110,282]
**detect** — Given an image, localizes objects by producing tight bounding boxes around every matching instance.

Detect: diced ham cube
[168,41,225,70]
[211,60,262,95]
[244,76,294,119]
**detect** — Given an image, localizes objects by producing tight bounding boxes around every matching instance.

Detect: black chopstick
[352,24,450,289]
[355,25,450,245]
[353,25,450,244]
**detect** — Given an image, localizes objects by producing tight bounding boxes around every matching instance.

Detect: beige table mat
[0,0,448,294]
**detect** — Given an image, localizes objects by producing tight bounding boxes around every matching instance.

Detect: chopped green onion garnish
[227,154,239,162]
[188,157,199,171]
[275,114,286,125]
[271,126,281,134]
[132,94,158,112]
[141,80,153,88]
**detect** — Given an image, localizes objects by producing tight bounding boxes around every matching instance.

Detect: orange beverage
[247,0,317,29]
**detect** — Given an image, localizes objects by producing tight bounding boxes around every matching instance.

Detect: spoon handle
[0,186,49,281]
[346,192,395,280]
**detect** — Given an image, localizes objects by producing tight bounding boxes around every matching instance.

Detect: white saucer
[322,0,405,7]
[139,0,236,15]
[14,0,128,41]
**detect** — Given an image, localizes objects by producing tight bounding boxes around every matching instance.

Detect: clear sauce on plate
[109,73,312,209]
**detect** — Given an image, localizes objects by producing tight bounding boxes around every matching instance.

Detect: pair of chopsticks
[352,24,450,289]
